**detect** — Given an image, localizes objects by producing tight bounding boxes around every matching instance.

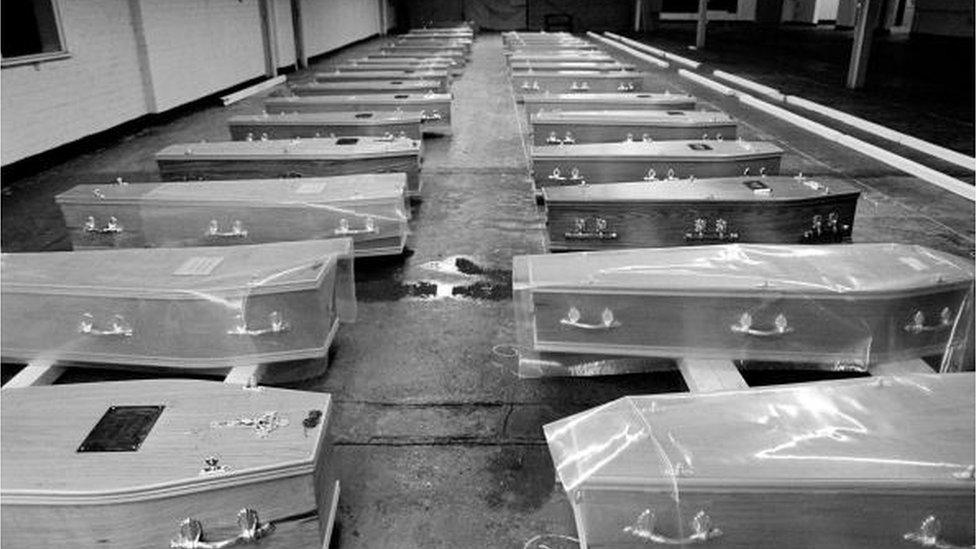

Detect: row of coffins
[0,22,477,548]
[506,32,975,549]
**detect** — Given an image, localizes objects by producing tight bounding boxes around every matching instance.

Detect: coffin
[155,136,423,197]
[521,92,696,114]
[315,70,451,93]
[227,111,423,141]
[389,40,472,53]
[531,140,783,190]
[1,240,356,369]
[507,53,617,64]
[513,71,646,94]
[544,373,976,549]
[1,379,338,549]
[347,56,461,69]
[335,61,463,77]
[264,94,452,132]
[531,110,737,145]
[513,243,975,365]
[375,48,467,61]
[509,61,635,71]
[290,80,442,96]
[55,175,410,257]
[543,175,860,251]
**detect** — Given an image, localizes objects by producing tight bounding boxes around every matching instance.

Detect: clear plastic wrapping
[544,373,976,548]
[55,175,409,257]
[513,244,975,377]
[1,239,356,369]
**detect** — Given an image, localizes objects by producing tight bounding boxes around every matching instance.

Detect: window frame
[1,0,70,68]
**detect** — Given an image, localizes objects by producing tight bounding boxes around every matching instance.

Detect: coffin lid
[1,380,331,503]
[531,139,783,160]
[542,176,859,203]
[55,174,407,208]
[315,70,449,78]
[512,70,639,77]
[296,80,441,89]
[1,239,352,299]
[513,243,974,295]
[522,92,695,104]
[155,136,420,161]
[531,109,733,126]
[544,374,975,491]
[265,93,451,106]
[227,111,422,126]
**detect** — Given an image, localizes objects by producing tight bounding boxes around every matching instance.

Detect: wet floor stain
[483,447,555,512]
[356,254,512,302]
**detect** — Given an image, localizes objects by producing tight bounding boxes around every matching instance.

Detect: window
[2,0,68,67]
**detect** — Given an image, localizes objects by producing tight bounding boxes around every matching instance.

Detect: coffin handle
[170,508,274,549]
[904,308,953,335]
[560,307,620,330]
[228,311,290,337]
[79,313,133,337]
[83,216,123,234]
[903,515,974,549]
[335,217,379,235]
[624,510,723,545]
[207,220,248,239]
[730,313,794,337]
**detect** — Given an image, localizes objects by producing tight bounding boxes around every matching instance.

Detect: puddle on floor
[356,254,512,302]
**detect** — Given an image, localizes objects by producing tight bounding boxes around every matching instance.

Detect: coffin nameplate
[77,405,164,453]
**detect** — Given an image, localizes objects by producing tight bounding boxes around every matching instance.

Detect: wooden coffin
[507,53,617,63]
[389,40,472,53]
[348,56,461,69]
[543,176,860,251]
[531,110,737,145]
[375,47,467,60]
[512,243,975,364]
[335,61,463,77]
[509,61,635,72]
[522,92,696,114]
[264,94,452,132]
[0,239,357,369]
[544,373,976,549]
[290,79,442,96]
[531,140,783,189]
[55,175,410,257]
[513,71,645,94]
[228,111,423,141]
[155,136,423,196]
[1,379,338,549]
[315,70,451,93]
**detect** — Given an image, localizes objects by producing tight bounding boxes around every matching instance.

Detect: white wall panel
[302,0,381,58]
[274,0,297,67]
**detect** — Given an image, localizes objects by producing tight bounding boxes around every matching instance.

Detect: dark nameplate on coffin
[531,110,737,145]
[0,239,357,369]
[228,111,423,141]
[543,176,860,251]
[314,70,450,93]
[531,140,783,190]
[335,61,463,77]
[544,374,976,548]
[154,136,423,197]
[509,61,635,71]
[513,243,975,365]
[264,94,452,132]
[2,380,338,549]
[513,71,646,94]
[290,80,442,96]
[55,175,409,257]
[521,92,696,114]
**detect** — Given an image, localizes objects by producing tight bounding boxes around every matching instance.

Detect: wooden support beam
[872,359,934,376]
[695,0,708,49]
[3,363,65,389]
[846,0,884,89]
[677,358,749,393]
[224,364,267,387]
[257,0,278,78]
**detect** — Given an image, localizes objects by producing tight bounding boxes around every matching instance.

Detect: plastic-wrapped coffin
[530,110,737,145]
[1,239,357,369]
[154,136,423,197]
[228,111,424,141]
[513,71,647,95]
[386,41,472,55]
[290,80,443,96]
[314,70,451,93]
[1,380,338,549]
[544,373,975,549]
[543,175,860,251]
[531,139,783,191]
[373,48,468,63]
[56,175,410,257]
[508,61,635,71]
[521,92,696,114]
[513,243,975,369]
[507,52,617,64]
[345,56,462,70]
[335,60,463,77]
[264,94,452,134]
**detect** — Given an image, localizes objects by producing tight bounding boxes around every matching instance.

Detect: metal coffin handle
[730,312,794,337]
[903,515,974,549]
[84,216,123,234]
[78,313,133,337]
[564,217,618,240]
[624,509,723,545]
[335,216,378,235]
[228,311,290,337]
[560,307,620,330]
[207,220,248,239]
[170,508,274,549]
[904,308,954,335]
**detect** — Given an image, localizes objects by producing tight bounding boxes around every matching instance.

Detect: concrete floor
[1,32,974,548]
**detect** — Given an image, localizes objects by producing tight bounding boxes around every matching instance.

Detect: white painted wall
[1,0,147,165]
[816,0,839,21]
[302,0,381,58]
[274,0,297,67]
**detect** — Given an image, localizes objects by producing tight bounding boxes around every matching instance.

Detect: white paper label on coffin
[0,240,357,368]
